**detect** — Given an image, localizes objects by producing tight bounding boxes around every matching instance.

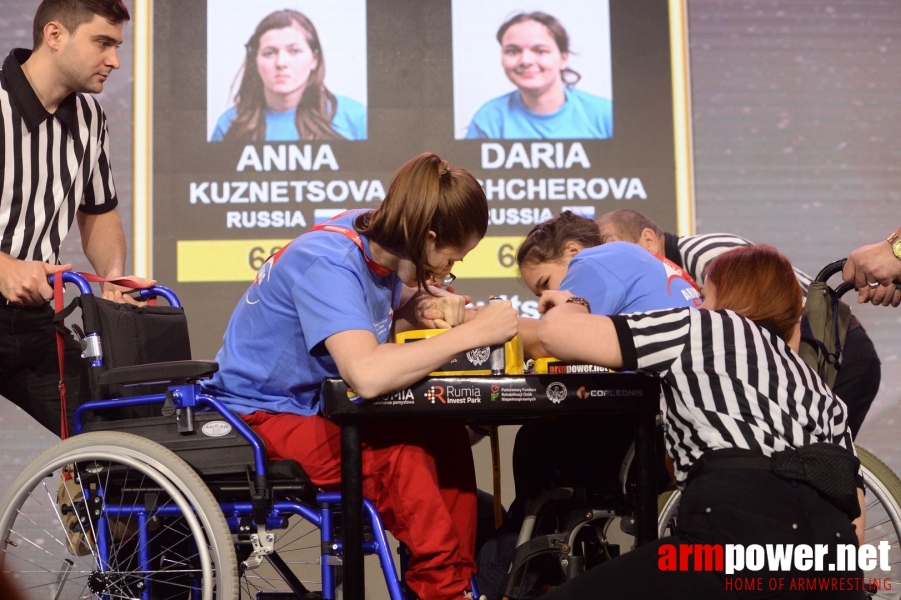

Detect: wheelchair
[494,417,671,599]
[0,272,409,600]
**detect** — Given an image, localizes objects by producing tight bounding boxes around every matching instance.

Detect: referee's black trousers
[0,300,89,436]
[540,469,866,600]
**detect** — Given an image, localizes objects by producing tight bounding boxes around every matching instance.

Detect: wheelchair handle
[814,258,901,299]
[814,259,846,284]
[134,285,181,307]
[51,271,94,294]
[49,272,182,307]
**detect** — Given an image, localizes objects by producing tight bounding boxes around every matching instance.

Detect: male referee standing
[0,0,151,435]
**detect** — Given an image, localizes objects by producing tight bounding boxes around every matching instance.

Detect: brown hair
[704,245,803,341]
[356,153,488,291]
[224,10,338,142]
[596,209,664,244]
[496,12,581,86]
[33,0,130,48]
[516,210,601,268]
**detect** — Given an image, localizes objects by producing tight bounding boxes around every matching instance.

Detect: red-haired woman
[536,244,866,600]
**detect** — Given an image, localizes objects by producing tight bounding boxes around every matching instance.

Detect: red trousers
[244,412,477,600]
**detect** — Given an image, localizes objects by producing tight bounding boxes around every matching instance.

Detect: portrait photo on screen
[452,0,612,140]
[207,0,367,143]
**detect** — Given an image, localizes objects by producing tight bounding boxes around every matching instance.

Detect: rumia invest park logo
[426,385,445,404]
[427,385,481,404]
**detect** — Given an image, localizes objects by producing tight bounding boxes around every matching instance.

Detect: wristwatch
[888,229,901,261]
[565,296,591,312]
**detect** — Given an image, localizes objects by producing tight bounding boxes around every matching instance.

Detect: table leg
[341,417,365,598]
[634,415,658,545]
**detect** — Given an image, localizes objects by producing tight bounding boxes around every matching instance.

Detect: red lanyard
[310,221,392,277]
[264,215,392,278]
[310,218,398,314]
[649,249,701,291]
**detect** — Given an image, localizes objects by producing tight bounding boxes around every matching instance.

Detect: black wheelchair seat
[82,409,319,504]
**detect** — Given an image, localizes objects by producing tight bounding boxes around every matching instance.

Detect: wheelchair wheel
[654,447,901,599]
[656,489,680,538]
[0,431,238,600]
[856,447,901,598]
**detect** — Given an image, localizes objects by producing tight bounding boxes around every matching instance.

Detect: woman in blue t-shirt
[205,153,517,600]
[211,9,366,142]
[465,12,613,140]
[472,212,696,595]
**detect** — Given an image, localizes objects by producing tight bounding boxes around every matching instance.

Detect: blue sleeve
[465,119,489,139]
[292,257,377,352]
[561,258,628,316]
[580,92,613,139]
[598,98,613,138]
[333,96,368,141]
[465,102,494,139]
[354,106,367,140]
[210,108,236,142]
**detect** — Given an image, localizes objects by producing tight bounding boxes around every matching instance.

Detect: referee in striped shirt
[537,244,865,599]
[597,208,880,439]
[0,0,150,436]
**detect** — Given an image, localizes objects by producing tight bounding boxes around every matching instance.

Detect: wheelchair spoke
[271,517,319,550]
[39,476,90,560]
[15,576,93,599]
[12,483,94,561]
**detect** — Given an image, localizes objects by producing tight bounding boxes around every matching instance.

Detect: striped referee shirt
[665,232,813,295]
[0,49,118,265]
[611,307,854,485]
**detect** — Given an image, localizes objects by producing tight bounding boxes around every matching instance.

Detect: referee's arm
[77,207,127,281]
[77,208,155,302]
[536,293,626,369]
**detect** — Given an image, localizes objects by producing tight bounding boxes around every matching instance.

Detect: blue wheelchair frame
[57,271,408,600]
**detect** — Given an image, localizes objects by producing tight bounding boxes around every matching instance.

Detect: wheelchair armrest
[97,360,220,386]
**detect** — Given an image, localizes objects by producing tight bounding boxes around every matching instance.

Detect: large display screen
[150,0,688,357]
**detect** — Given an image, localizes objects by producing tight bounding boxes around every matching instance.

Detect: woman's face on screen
[500,20,567,96]
[256,22,319,103]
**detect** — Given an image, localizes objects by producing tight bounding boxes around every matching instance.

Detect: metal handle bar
[49,272,182,307]
[814,258,901,298]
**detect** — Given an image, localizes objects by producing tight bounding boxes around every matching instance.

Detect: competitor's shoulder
[581,240,645,258]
